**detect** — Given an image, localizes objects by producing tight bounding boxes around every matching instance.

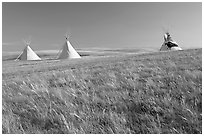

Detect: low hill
[2,48,202,134]
[2,48,155,61]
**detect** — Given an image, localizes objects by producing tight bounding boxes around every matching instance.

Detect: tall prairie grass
[2,49,202,134]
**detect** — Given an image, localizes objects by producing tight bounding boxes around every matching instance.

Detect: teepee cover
[58,38,81,59]
[160,32,182,51]
[16,45,41,60]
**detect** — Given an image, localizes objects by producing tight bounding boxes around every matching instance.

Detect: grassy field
[2,48,202,134]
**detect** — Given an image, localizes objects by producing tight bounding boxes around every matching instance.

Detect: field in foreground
[2,49,202,134]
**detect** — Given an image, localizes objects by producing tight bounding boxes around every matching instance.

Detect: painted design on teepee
[16,39,41,60]
[160,32,182,51]
[58,34,81,59]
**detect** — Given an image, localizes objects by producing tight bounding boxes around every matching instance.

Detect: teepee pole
[56,43,64,59]
[56,33,69,59]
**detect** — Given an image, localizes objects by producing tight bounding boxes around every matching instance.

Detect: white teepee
[58,35,81,59]
[16,40,41,61]
[160,32,182,51]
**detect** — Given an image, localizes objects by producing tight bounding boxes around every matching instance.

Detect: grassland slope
[2,49,202,134]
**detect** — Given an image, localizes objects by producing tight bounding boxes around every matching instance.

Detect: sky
[2,2,202,52]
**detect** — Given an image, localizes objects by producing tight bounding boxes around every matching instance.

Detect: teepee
[160,32,182,51]
[57,35,81,59]
[16,39,41,61]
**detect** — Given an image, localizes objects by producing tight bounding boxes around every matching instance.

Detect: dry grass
[2,48,202,134]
